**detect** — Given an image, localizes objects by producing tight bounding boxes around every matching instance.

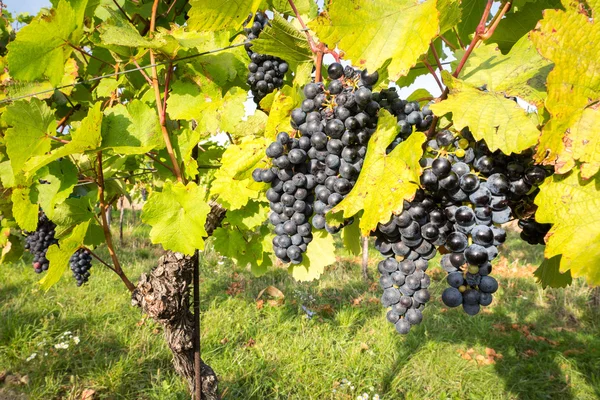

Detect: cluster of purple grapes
[244,12,289,105]
[24,211,94,286]
[24,211,57,274]
[253,63,383,263]
[421,129,551,316]
[69,248,93,286]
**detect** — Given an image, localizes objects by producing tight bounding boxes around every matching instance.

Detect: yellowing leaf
[332,110,425,235]
[265,85,302,141]
[568,106,600,178]
[530,5,600,166]
[430,72,540,154]
[290,230,336,281]
[11,188,38,231]
[142,181,212,255]
[188,0,261,31]
[457,35,552,108]
[40,221,90,290]
[534,168,600,285]
[7,0,87,85]
[309,0,439,80]
[210,136,269,209]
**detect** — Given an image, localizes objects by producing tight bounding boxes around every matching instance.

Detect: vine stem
[146,152,176,174]
[85,248,116,273]
[287,0,339,74]
[67,43,114,68]
[422,60,444,92]
[426,0,511,138]
[96,151,136,292]
[149,0,183,183]
[111,0,133,23]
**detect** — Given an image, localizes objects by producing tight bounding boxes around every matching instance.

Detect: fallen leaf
[220,337,229,345]
[360,342,370,351]
[256,299,264,309]
[563,349,585,356]
[81,388,96,400]
[243,338,256,348]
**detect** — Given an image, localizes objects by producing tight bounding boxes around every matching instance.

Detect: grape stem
[439,35,457,51]
[287,0,340,75]
[426,0,512,138]
[146,152,176,175]
[132,58,154,86]
[85,247,117,273]
[422,59,444,92]
[96,151,136,292]
[149,0,183,183]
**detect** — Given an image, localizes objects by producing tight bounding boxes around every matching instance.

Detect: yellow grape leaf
[40,221,90,291]
[188,0,262,31]
[332,110,425,235]
[430,72,539,154]
[290,230,336,281]
[265,85,302,141]
[568,106,600,179]
[456,35,552,108]
[534,168,600,285]
[530,4,600,166]
[210,136,269,210]
[309,0,439,80]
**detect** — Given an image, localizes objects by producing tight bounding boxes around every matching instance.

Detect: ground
[0,211,599,399]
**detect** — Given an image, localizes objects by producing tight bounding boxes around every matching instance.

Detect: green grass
[1,213,599,399]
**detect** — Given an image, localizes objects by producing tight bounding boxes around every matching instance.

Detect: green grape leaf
[6,0,87,85]
[265,85,302,140]
[35,159,78,220]
[0,233,25,265]
[251,13,313,65]
[534,255,573,289]
[95,78,119,98]
[101,100,163,155]
[0,162,15,188]
[210,136,269,210]
[212,225,272,276]
[489,0,563,53]
[456,35,552,108]
[196,87,248,136]
[11,187,39,231]
[309,0,439,80]
[290,230,336,281]
[332,110,425,235]
[437,0,462,35]
[535,168,600,285]
[224,201,269,230]
[430,72,540,154]
[342,220,362,257]
[39,220,90,290]
[99,7,166,49]
[3,99,55,175]
[455,0,487,45]
[84,222,105,247]
[24,102,103,177]
[142,181,211,255]
[188,0,262,31]
[530,4,600,169]
[172,129,202,181]
[52,196,96,238]
[407,88,433,106]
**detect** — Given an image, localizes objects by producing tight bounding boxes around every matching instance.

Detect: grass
[1,211,600,399]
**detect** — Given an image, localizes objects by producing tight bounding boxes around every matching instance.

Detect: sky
[4,0,50,16]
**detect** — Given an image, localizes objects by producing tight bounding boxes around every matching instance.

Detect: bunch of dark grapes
[23,211,58,274]
[253,132,315,264]
[373,190,447,334]
[376,87,434,152]
[290,63,380,233]
[70,248,93,286]
[244,12,289,105]
[518,217,551,245]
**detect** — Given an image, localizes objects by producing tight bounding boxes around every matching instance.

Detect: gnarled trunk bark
[132,201,225,399]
